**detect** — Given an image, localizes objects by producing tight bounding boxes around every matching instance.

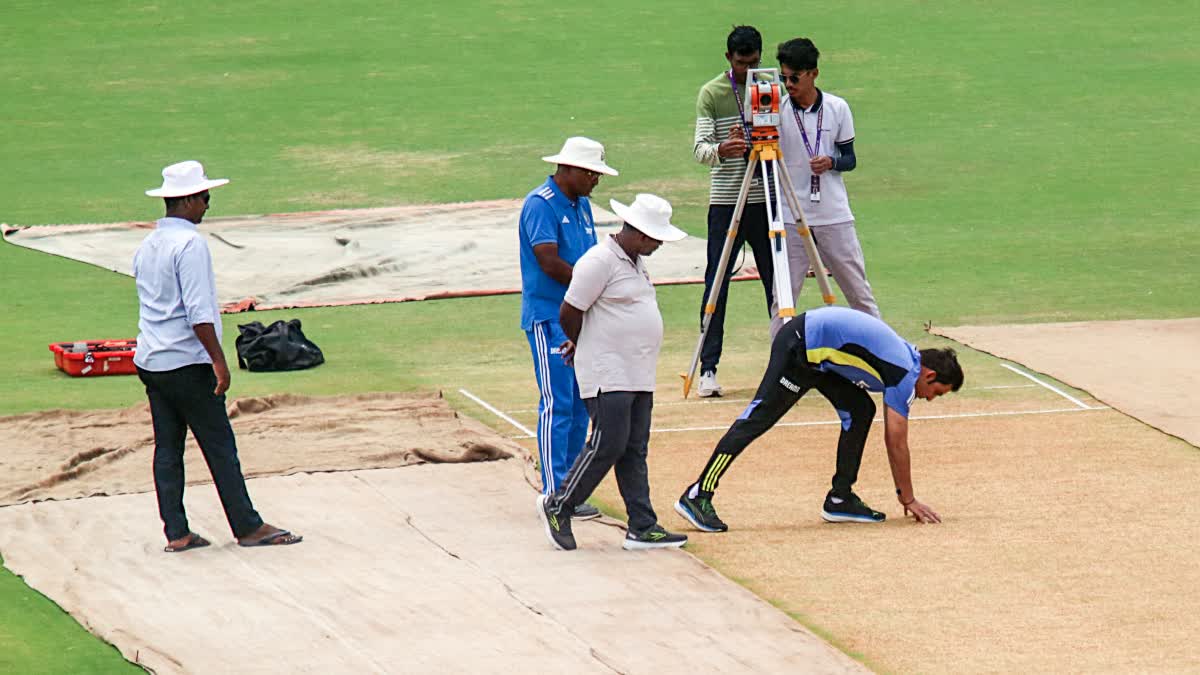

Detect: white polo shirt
[563,235,663,397]
[132,217,222,371]
[779,90,856,226]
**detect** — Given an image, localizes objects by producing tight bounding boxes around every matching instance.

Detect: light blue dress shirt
[132,217,222,371]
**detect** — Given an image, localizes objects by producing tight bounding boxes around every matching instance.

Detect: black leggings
[693,315,877,499]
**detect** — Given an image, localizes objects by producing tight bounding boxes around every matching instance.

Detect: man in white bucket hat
[519,137,618,519]
[135,160,302,552]
[536,193,689,551]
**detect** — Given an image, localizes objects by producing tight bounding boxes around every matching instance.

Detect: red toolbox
[49,339,138,377]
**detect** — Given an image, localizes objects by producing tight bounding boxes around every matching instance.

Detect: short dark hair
[777,37,820,71]
[727,25,762,55]
[164,193,206,211]
[919,348,964,391]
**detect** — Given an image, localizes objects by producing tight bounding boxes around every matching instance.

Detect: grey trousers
[770,220,880,336]
[550,391,657,534]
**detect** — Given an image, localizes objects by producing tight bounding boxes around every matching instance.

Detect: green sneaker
[675,490,729,533]
[537,495,576,550]
[622,523,687,550]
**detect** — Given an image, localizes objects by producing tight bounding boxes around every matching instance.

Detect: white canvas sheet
[0,460,865,674]
[1,201,753,312]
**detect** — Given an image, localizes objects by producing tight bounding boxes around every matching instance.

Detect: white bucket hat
[145,160,230,198]
[542,137,619,176]
[609,194,687,242]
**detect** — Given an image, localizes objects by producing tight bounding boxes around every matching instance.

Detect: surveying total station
[681,67,837,398]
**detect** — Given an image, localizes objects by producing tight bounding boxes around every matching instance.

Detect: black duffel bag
[235,319,325,372]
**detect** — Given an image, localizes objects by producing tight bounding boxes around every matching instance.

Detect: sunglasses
[782,71,812,85]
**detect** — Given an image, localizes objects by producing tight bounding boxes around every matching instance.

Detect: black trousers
[693,315,877,498]
[137,364,263,541]
[700,201,776,374]
[550,391,657,534]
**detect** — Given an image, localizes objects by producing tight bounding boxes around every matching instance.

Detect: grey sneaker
[574,503,601,520]
[622,524,687,550]
[537,495,576,550]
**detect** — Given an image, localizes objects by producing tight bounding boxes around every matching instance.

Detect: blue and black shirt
[802,306,922,418]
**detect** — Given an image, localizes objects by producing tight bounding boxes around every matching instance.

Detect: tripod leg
[760,154,795,327]
[682,154,757,398]
[776,160,837,305]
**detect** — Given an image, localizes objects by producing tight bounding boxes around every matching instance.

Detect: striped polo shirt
[693,71,766,206]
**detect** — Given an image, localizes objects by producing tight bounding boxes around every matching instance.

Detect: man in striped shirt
[675,307,963,531]
[692,25,777,398]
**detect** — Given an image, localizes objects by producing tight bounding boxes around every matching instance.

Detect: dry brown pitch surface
[478,357,1200,673]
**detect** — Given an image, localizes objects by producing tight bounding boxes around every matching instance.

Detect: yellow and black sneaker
[820,490,886,523]
[674,489,729,533]
[537,494,576,550]
[622,524,687,550]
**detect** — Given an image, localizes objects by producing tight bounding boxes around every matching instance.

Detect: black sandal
[164,533,211,553]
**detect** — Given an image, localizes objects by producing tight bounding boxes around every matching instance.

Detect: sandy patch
[0,392,520,506]
[570,386,1200,672]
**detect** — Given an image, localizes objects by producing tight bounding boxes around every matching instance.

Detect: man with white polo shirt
[775,37,881,323]
[135,161,301,552]
[536,194,689,551]
[519,137,617,519]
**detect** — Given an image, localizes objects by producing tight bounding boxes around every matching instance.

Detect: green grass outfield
[2,1,1196,671]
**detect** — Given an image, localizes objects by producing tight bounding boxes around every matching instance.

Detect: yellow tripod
[682,90,837,398]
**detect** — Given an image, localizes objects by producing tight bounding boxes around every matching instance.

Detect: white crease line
[999,363,1092,410]
[507,405,1109,438]
[506,398,755,413]
[501,383,1038,414]
[458,388,536,437]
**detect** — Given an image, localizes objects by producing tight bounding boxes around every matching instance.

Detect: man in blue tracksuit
[520,137,618,519]
[675,306,964,530]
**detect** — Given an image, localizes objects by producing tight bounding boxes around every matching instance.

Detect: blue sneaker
[821,491,885,523]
